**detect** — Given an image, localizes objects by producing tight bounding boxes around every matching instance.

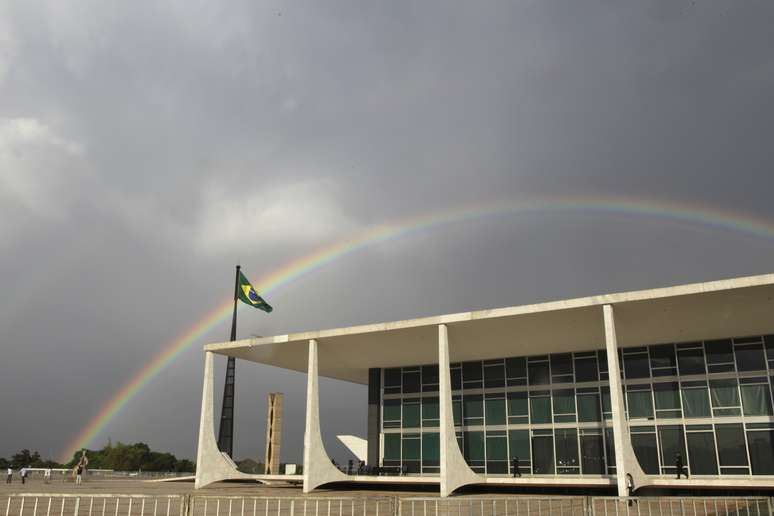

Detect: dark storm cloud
[1,0,774,463]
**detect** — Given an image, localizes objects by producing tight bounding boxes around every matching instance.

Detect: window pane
[485,397,506,425]
[604,428,616,469]
[450,368,462,390]
[657,426,686,472]
[422,397,439,424]
[528,362,550,385]
[402,400,420,428]
[484,362,505,388]
[508,430,530,462]
[631,433,659,474]
[578,392,602,422]
[555,429,579,473]
[747,430,774,475]
[462,361,483,382]
[486,434,508,461]
[402,436,420,460]
[735,343,766,371]
[740,384,773,416]
[384,399,401,422]
[422,365,439,385]
[574,357,598,382]
[384,433,401,460]
[705,339,733,364]
[654,382,681,410]
[453,398,462,426]
[715,424,748,466]
[403,371,421,393]
[384,368,401,387]
[650,344,676,368]
[552,389,576,418]
[422,433,439,463]
[627,389,654,419]
[551,353,573,380]
[601,387,612,419]
[506,357,526,378]
[687,432,718,475]
[710,379,740,409]
[580,434,604,474]
[624,353,650,379]
[463,395,483,425]
[681,387,711,418]
[530,394,551,424]
[531,435,554,474]
[677,348,705,375]
[508,391,528,416]
[463,431,485,461]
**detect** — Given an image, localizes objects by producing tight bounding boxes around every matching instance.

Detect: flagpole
[217,264,241,457]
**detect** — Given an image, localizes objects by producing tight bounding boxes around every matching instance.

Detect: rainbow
[58,195,774,462]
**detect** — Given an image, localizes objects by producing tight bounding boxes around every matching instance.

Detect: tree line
[1,442,195,473]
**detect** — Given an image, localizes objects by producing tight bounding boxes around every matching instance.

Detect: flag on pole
[237,271,273,312]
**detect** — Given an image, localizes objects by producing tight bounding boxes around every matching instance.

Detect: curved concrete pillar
[603,305,649,495]
[439,324,482,497]
[303,339,348,493]
[195,352,254,488]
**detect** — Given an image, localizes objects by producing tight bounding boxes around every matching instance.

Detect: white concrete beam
[603,305,649,495]
[303,339,348,493]
[439,324,482,497]
[194,352,254,488]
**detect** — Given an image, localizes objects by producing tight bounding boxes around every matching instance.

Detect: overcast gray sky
[2,0,774,465]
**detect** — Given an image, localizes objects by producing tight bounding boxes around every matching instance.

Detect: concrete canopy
[205,273,774,384]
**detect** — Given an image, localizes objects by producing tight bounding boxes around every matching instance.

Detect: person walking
[44,468,51,484]
[5,467,11,484]
[20,467,27,484]
[76,464,83,485]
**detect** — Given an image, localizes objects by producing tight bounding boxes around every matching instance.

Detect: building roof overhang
[205,273,774,385]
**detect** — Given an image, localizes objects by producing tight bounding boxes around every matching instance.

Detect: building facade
[195,273,774,496]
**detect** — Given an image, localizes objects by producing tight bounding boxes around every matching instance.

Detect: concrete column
[439,324,481,497]
[195,352,252,488]
[303,339,348,493]
[603,305,648,495]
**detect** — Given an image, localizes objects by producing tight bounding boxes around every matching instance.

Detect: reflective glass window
[654,382,681,418]
[508,430,530,475]
[740,383,773,416]
[452,397,462,426]
[383,433,400,461]
[384,368,401,387]
[627,385,654,419]
[574,356,598,382]
[705,339,735,373]
[677,348,705,375]
[686,432,718,475]
[529,391,551,424]
[552,389,576,422]
[462,361,483,387]
[486,432,508,473]
[531,434,555,474]
[551,353,573,383]
[463,431,485,461]
[650,344,677,376]
[402,371,421,393]
[483,361,505,388]
[507,391,528,424]
[681,384,711,418]
[422,433,439,465]
[450,366,462,390]
[402,399,420,428]
[710,379,741,416]
[601,387,612,419]
[485,396,506,425]
[422,365,438,389]
[422,397,439,427]
[580,433,604,474]
[624,349,650,379]
[463,394,483,425]
[383,398,401,428]
[715,424,748,467]
[577,391,602,422]
[631,431,659,474]
[555,429,579,474]
[604,428,616,471]
[528,360,550,386]
[506,357,527,379]
[658,425,686,474]
[735,343,766,372]
[747,430,774,475]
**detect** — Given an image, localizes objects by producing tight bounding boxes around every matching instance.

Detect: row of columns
[195,304,648,496]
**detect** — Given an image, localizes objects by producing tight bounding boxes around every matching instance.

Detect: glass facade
[381,334,774,476]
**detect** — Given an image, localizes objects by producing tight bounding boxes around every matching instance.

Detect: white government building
[195,273,774,496]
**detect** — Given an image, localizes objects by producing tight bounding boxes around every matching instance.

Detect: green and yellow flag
[237,271,273,312]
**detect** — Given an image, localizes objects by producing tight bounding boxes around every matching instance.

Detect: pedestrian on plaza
[44,468,52,484]
[76,464,83,485]
[20,467,27,484]
[5,467,11,484]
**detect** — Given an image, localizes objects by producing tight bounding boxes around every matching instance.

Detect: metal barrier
[398,497,588,516]
[590,496,773,516]
[188,496,395,516]
[1,494,187,516]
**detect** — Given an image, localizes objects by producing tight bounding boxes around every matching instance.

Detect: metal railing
[398,497,588,516]
[1,494,187,516]
[590,496,773,516]
[188,496,395,516]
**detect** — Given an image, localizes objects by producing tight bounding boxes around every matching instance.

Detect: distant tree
[0,457,9,469]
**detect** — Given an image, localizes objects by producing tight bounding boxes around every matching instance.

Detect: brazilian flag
[237,271,273,312]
